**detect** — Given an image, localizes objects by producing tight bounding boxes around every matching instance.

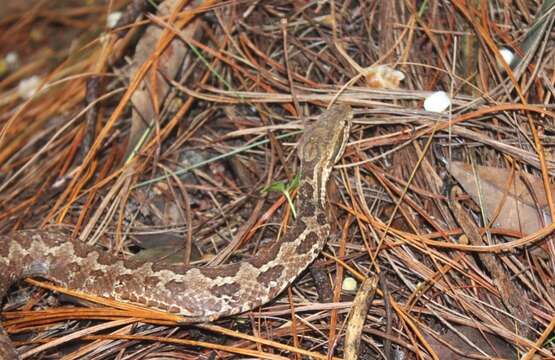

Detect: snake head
[299,104,352,166]
[298,104,352,205]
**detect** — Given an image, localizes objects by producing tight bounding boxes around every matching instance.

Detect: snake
[0,104,352,358]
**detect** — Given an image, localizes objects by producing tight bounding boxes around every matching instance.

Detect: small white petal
[424,91,451,113]
[499,47,515,67]
[17,76,41,99]
[342,277,357,291]
[106,12,122,28]
[5,52,18,67]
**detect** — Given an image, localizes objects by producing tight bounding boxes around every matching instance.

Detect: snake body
[0,104,352,357]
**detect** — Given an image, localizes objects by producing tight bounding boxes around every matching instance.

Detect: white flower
[17,76,41,99]
[342,277,357,291]
[498,47,515,67]
[424,91,451,113]
[106,12,122,28]
[5,52,19,67]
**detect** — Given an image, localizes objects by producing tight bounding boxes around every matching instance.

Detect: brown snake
[0,104,352,358]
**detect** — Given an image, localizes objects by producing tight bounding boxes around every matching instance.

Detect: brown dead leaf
[125,0,202,160]
[424,325,516,359]
[447,161,554,236]
[364,65,405,89]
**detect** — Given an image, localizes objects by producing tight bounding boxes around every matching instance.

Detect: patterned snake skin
[0,104,352,358]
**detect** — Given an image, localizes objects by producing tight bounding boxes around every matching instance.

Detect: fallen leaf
[424,325,516,359]
[447,161,554,236]
[125,0,202,160]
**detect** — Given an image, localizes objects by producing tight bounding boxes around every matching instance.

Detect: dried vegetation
[0,0,554,358]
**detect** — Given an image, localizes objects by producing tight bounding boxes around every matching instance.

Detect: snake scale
[0,104,352,358]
